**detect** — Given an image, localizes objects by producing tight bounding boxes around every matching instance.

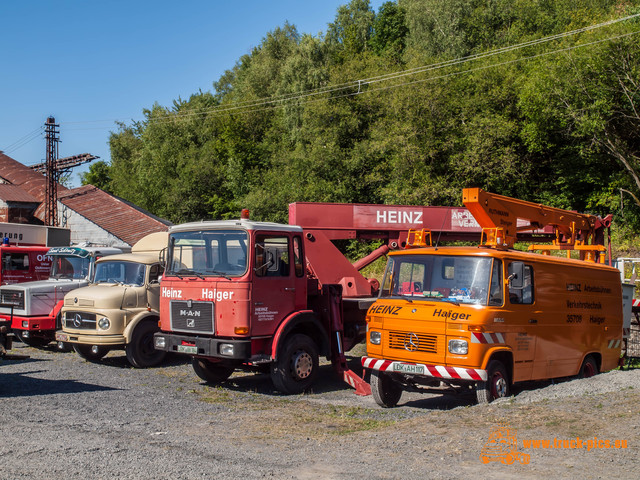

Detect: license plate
[177,345,198,354]
[55,333,68,342]
[392,362,426,375]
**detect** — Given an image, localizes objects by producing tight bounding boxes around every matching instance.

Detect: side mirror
[509,261,525,289]
[159,247,167,269]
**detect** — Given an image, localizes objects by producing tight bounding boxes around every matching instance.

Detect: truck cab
[154,218,331,393]
[0,244,122,348]
[56,233,167,366]
[0,244,52,285]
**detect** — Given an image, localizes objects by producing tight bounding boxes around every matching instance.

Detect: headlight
[220,343,234,356]
[98,317,110,330]
[154,336,166,349]
[22,320,29,328]
[369,331,382,345]
[448,339,468,355]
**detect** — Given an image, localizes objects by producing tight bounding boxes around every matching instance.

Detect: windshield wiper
[205,269,232,281]
[176,269,205,280]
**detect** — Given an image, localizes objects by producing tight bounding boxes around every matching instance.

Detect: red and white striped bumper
[362,356,487,382]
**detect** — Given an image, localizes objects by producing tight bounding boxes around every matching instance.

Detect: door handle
[254,302,264,306]
[529,319,538,324]
[284,287,295,292]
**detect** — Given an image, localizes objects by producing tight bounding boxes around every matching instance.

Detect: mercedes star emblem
[404,332,420,352]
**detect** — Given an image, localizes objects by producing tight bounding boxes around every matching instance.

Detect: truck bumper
[0,314,56,332]
[153,332,252,360]
[361,356,488,382]
[56,332,126,347]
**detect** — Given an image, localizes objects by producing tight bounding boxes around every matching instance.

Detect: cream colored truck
[55,233,168,367]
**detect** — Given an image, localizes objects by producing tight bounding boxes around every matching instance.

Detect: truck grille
[388,331,438,354]
[170,301,214,334]
[64,311,97,329]
[0,290,24,309]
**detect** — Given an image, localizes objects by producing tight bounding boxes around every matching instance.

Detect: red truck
[0,243,52,286]
[153,203,550,394]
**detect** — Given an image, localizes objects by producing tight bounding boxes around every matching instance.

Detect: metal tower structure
[44,117,60,226]
[30,153,99,176]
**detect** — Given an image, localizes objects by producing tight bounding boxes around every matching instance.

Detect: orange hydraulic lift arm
[463,188,611,262]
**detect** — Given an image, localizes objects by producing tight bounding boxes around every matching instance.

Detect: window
[380,254,495,305]
[508,263,534,305]
[149,264,164,283]
[293,236,304,277]
[167,230,248,277]
[2,253,29,271]
[255,236,290,277]
[488,259,503,306]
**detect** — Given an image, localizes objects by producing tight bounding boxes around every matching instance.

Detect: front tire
[370,369,402,408]
[192,358,234,384]
[270,334,319,394]
[126,320,167,368]
[73,344,109,362]
[476,360,510,404]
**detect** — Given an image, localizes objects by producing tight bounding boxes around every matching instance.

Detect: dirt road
[1,343,638,479]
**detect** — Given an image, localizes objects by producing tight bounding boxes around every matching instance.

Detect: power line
[6,10,636,142]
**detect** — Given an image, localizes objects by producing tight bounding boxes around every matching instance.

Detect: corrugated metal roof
[0,184,39,203]
[59,185,171,245]
[0,152,69,203]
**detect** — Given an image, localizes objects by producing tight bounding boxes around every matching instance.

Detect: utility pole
[44,116,60,226]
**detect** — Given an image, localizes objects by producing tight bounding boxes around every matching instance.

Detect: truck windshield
[50,255,91,280]
[380,254,502,306]
[167,230,248,277]
[94,261,146,286]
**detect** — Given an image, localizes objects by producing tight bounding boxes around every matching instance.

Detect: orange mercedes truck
[362,188,623,407]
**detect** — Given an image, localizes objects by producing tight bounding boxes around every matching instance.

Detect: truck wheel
[15,331,50,348]
[126,321,167,368]
[476,360,510,404]
[578,355,599,378]
[192,358,234,384]
[73,344,108,362]
[370,369,402,408]
[270,334,318,394]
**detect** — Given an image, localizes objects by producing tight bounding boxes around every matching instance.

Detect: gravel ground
[1,342,639,479]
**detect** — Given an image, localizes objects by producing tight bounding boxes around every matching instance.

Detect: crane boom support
[463,188,610,263]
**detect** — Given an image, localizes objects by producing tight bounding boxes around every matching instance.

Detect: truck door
[507,261,537,382]
[251,233,303,336]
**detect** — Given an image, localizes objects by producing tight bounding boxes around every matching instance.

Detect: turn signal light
[234,326,249,335]
[468,325,485,333]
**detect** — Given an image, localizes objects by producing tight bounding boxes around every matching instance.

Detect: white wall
[58,202,131,250]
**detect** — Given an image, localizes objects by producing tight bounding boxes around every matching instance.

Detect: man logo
[187,318,195,328]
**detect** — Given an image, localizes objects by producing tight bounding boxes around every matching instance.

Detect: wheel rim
[291,350,313,379]
[583,361,596,378]
[491,372,507,398]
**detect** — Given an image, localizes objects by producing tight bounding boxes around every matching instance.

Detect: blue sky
[0,0,385,186]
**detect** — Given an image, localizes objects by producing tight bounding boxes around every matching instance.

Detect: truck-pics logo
[480,425,530,465]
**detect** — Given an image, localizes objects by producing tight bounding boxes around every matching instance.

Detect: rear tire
[476,360,510,404]
[270,334,319,394]
[370,370,402,408]
[192,358,234,384]
[126,321,167,368]
[578,355,599,378]
[73,344,108,362]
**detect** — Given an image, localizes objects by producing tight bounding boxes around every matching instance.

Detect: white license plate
[392,363,426,375]
[177,345,198,354]
[55,333,68,342]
